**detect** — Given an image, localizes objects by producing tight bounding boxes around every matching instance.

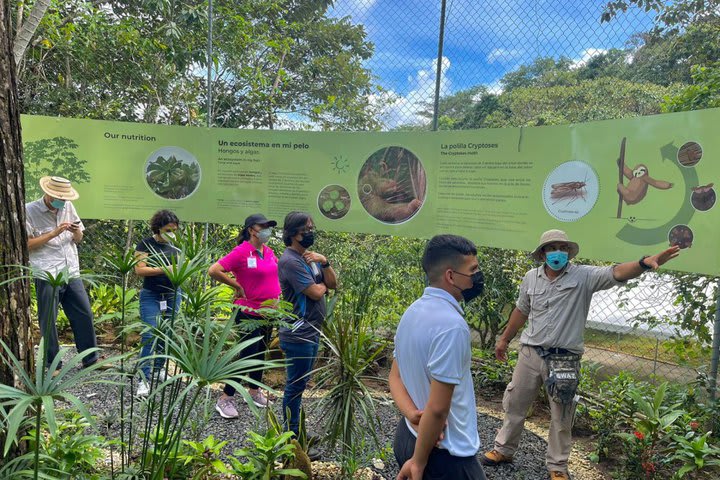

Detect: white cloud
[329,0,379,20]
[483,80,504,96]
[571,48,608,69]
[377,56,451,129]
[486,48,522,64]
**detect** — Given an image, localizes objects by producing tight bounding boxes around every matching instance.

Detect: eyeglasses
[299,227,315,234]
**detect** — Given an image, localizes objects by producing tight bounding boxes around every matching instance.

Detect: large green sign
[21,110,720,274]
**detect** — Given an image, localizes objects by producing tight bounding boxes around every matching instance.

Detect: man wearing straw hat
[481,229,679,480]
[25,176,100,370]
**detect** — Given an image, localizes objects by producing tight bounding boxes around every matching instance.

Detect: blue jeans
[138,288,181,378]
[280,340,319,435]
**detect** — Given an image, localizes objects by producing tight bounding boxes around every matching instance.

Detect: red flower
[642,461,656,472]
[634,431,645,440]
[689,421,700,431]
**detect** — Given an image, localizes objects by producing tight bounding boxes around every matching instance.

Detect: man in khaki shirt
[481,229,679,480]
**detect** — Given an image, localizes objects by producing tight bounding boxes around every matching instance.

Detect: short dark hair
[282,211,312,246]
[422,234,477,282]
[150,209,180,234]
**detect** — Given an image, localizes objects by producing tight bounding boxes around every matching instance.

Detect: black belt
[532,345,571,356]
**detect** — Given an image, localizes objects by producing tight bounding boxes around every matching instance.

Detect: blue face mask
[50,199,66,210]
[545,250,569,271]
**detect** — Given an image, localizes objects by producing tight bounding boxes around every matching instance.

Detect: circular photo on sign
[357,146,426,224]
[542,161,600,222]
[691,183,716,212]
[318,185,351,220]
[668,224,693,249]
[145,146,201,200]
[677,142,703,167]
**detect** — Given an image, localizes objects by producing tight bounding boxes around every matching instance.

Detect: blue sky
[329,0,657,127]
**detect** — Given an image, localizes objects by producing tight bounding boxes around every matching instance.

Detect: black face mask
[299,231,315,248]
[452,270,485,303]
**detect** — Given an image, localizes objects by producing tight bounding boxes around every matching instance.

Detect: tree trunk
[1,0,33,395]
[11,0,51,67]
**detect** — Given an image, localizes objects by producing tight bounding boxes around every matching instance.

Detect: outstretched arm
[612,245,680,282]
[646,176,673,190]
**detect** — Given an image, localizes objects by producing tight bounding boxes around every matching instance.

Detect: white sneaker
[136,380,150,397]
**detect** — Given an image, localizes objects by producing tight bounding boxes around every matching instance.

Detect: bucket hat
[530,229,579,261]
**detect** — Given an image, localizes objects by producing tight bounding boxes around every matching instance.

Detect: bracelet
[321,260,330,268]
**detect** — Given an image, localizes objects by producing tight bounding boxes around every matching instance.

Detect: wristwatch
[638,255,652,270]
[321,260,331,268]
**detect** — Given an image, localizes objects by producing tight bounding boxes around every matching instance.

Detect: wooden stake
[617,137,627,219]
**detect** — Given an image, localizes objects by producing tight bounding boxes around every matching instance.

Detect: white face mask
[161,231,176,242]
[256,228,272,244]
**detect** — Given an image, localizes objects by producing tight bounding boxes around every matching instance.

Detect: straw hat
[530,229,579,262]
[39,176,79,200]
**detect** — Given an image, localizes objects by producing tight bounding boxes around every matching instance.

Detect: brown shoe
[550,471,569,480]
[480,449,513,466]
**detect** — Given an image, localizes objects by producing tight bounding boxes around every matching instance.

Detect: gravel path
[55,348,606,479]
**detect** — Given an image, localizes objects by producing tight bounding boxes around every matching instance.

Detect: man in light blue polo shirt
[390,234,487,480]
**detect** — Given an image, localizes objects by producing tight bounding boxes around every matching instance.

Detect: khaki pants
[493,345,576,473]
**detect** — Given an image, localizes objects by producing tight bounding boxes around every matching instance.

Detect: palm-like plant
[312,255,386,474]
[139,313,286,478]
[0,338,124,479]
[314,297,384,466]
[101,248,142,471]
[0,263,123,479]
[131,229,286,478]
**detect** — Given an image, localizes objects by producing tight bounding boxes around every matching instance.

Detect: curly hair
[150,209,180,234]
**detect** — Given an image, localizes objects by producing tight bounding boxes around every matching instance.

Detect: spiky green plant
[0,338,124,478]
[312,255,386,475]
[137,312,285,479]
[101,247,142,472]
[0,265,118,480]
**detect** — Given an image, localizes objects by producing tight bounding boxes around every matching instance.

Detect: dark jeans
[393,419,487,480]
[280,339,319,435]
[138,288,181,378]
[35,278,98,369]
[223,310,273,396]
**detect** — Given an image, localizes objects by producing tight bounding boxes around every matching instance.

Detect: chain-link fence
[75,217,719,388]
[16,0,720,387]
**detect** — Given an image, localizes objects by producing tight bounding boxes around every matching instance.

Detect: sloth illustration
[358,169,422,223]
[617,163,673,205]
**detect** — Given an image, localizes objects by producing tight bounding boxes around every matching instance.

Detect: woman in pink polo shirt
[208,213,281,419]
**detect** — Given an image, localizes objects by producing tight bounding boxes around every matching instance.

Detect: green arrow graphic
[616,142,697,246]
